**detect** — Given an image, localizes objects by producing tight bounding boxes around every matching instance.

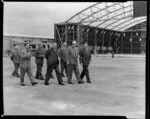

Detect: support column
[121,33,123,53]
[110,33,111,47]
[77,23,81,48]
[102,32,104,54]
[131,24,133,54]
[65,23,67,46]
[87,31,89,45]
[54,24,56,43]
[95,32,96,50]
[140,38,142,54]
[115,36,117,54]
[73,25,74,41]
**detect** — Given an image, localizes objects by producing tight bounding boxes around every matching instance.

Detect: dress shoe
[50,76,54,79]
[32,82,38,86]
[68,82,73,84]
[35,77,39,79]
[87,81,92,83]
[39,78,44,80]
[21,83,25,86]
[16,74,20,78]
[59,83,65,85]
[12,73,16,77]
[78,81,84,84]
[61,74,65,77]
[45,82,50,85]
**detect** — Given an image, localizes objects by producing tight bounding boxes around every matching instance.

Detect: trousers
[20,66,35,84]
[60,61,68,76]
[12,62,19,75]
[80,65,91,82]
[45,64,63,84]
[35,64,44,79]
[67,64,82,82]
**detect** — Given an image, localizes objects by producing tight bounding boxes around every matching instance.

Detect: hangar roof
[4,33,54,39]
[65,1,147,32]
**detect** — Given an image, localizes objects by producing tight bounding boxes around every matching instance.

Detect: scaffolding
[55,1,147,54]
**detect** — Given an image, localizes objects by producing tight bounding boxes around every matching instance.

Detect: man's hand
[80,62,83,66]
[67,61,69,64]
[40,55,45,57]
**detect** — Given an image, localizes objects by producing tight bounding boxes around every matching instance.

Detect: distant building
[3,34,55,57]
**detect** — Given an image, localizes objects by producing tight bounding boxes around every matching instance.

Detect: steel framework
[55,1,147,54]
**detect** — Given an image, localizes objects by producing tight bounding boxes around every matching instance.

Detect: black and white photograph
[2,1,147,118]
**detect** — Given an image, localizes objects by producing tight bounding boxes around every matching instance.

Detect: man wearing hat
[10,44,20,77]
[59,42,68,77]
[34,43,45,80]
[67,40,83,84]
[18,43,38,86]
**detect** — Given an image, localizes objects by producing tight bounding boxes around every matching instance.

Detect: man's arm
[60,49,67,62]
[19,49,28,59]
[79,49,83,64]
[58,48,61,57]
[66,47,70,64]
[45,49,50,60]
[89,49,92,62]
[10,52,14,61]
[34,49,39,58]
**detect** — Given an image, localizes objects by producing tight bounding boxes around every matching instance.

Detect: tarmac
[3,54,145,118]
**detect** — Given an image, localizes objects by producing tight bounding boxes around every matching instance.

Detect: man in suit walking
[10,45,20,77]
[34,43,45,80]
[18,43,38,86]
[59,42,68,77]
[79,42,92,83]
[44,44,54,79]
[45,43,64,85]
[67,41,83,84]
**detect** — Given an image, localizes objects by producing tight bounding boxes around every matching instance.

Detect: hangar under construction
[55,1,147,54]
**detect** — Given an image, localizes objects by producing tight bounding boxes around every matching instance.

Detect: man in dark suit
[79,42,92,83]
[18,43,38,86]
[67,41,83,84]
[34,43,45,80]
[45,43,64,85]
[44,44,54,79]
[59,42,68,77]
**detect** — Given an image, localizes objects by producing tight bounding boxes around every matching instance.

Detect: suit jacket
[59,47,68,63]
[79,47,91,65]
[34,47,45,64]
[67,46,79,65]
[18,47,32,69]
[10,48,20,64]
[45,48,59,66]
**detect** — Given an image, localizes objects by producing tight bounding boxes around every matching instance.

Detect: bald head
[24,43,30,49]
[63,42,67,47]
[38,43,43,48]
[52,43,57,49]
[14,45,18,48]
[72,40,77,48]
[84,42,88,49]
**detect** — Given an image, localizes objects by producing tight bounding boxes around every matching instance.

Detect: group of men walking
[10,40,92,86]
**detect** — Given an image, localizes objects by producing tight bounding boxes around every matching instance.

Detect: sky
[4,2,96,38]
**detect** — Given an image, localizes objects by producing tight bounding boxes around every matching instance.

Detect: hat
[15,45,18,48]
[72,41,77,44]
